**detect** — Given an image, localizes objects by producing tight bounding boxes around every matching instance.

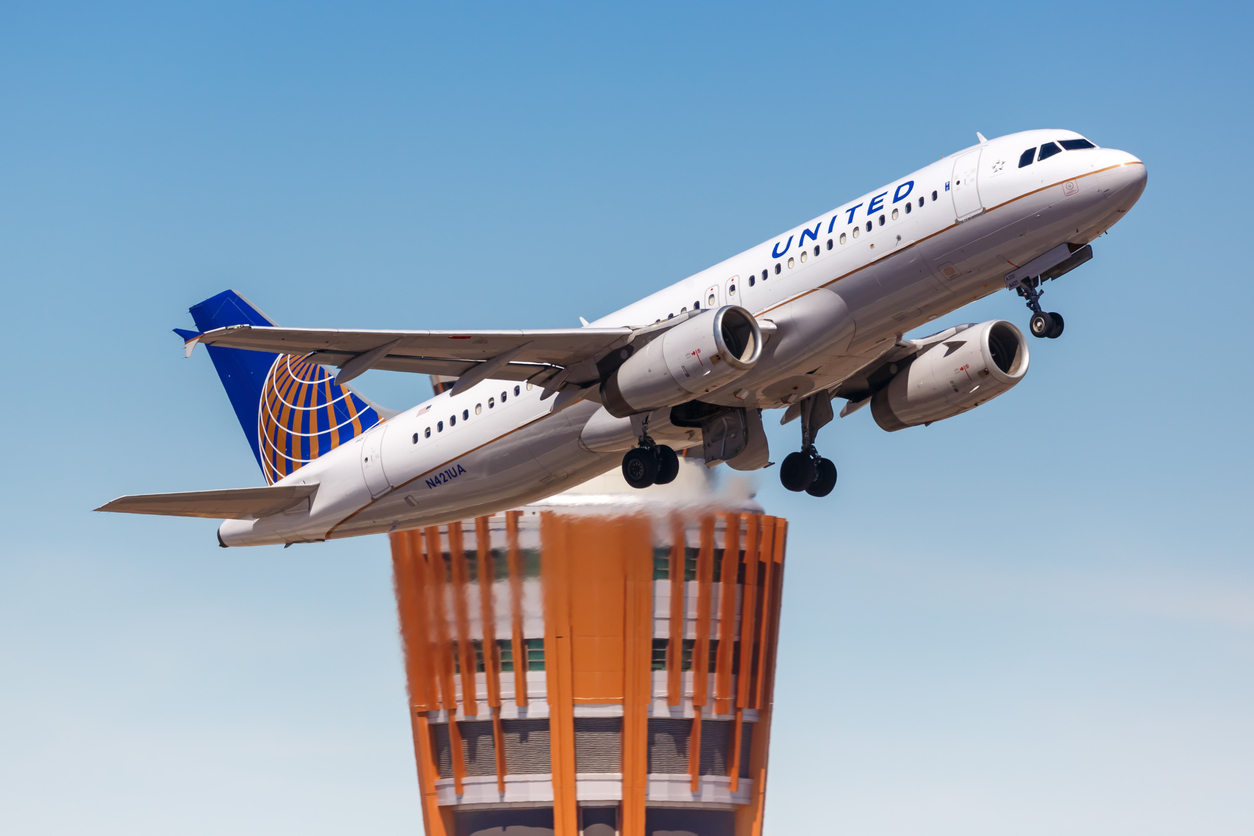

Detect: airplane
[97,129,1146,547]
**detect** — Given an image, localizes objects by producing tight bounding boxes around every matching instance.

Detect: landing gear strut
[621,418,679,489]
[1017,277,1065,339]
[780,394,838,497]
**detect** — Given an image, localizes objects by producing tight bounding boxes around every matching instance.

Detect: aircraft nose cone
[1101,149,1147,208]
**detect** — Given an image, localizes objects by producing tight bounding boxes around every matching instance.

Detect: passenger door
[950,147,984,221]
[361,425,391,498]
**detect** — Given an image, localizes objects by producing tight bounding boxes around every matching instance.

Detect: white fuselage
[219,129,1146,546]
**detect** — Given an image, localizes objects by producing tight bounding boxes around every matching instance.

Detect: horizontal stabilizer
[95,484,318,520]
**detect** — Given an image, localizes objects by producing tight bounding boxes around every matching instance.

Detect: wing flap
[95,484,318,520]
[197,325,633,367]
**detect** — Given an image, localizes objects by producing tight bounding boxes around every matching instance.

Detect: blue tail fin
[182,290,382,484]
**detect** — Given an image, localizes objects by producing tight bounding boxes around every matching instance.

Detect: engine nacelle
[871,320,1029,431]
[602,306,763,419]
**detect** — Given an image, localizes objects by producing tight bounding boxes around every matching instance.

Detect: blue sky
[1,2,1251,834]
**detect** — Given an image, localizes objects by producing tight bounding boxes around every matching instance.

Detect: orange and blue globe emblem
[257,354,381,484]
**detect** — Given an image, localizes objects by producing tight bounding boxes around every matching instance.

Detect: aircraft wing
[195,324,636,387]
[95,484,318,519]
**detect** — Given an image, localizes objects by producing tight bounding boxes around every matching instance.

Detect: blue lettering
[867,191,887,214]
[827,215,840,234]
[893,180,914,203]
[799,222,820,246]
[844,203,863,224]
[771,236,793,258]
[425,463,468,490]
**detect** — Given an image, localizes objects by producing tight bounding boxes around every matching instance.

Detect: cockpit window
[1038,142,1062,161]
[1060,138,1096,151]
[1018,148,1035,168]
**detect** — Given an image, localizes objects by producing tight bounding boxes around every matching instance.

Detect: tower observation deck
[388,458,788,836]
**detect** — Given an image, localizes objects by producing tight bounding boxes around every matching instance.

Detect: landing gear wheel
[654,445,679,485]
[805,457,838,497]
[622,447,659,489]
[1047,312,1065,339]
[1029,311,1056,339]
[780,451,817,492]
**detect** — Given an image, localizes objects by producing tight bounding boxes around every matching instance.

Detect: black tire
[654,445,680,485]
[805,457,838,497]
[1047,312,1065,339]
[1029,311,1055,338]
[622,447,659,489]
[780,452,817,492]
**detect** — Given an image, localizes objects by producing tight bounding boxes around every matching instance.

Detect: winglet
[174,328,203,358]
[976,132,988,144]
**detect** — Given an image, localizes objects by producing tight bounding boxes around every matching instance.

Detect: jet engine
[601,306,763,419]
[871,320,1029,431]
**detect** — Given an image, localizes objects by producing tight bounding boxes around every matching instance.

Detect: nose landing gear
[780,393,838,497]
[1018,277,1064,339]
[621,419,679,489]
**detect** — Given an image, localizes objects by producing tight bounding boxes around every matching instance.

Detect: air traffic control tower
[387,458,789,836]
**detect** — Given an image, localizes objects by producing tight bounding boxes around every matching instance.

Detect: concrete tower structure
[388,461,788,836]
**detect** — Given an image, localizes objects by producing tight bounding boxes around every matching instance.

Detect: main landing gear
[780,394,838,497]
[1017,276,1065,339]
[621,420,679,490]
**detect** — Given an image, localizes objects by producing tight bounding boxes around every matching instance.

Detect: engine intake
[871,320,1029,431]
[602,306,763,419]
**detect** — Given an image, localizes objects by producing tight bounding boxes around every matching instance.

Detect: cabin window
[813,245,820,256]
[905,203,911,214]
[438,421,444,432]
[931,190,938,201]
[425,427,431,438]
[475,404,482,415]
[879,214,885,226]
[681,306,687,313]
[462,409,469,420]
[826,238,832,250]
[707,292,716,306]
[412,433,419,444]
[1060,138,1096,151]
[1038,142,1062,161]
[919,195,925,206]
[774,263,781,274]
[668,312,674,319]
[749,275,755,287]
[840,232,847,244]
[865,221,872,232]
[488,397,494,408]
[450,414,456,426]
[787,257,794,268]
[729,282,736,295]
[501,390,507,403]
[761,269,768,282]
[799,251,807,263]
[852,226,860,239]
[693,300,700,309]
[1018,148,1035,168]
[892,208,899,220]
